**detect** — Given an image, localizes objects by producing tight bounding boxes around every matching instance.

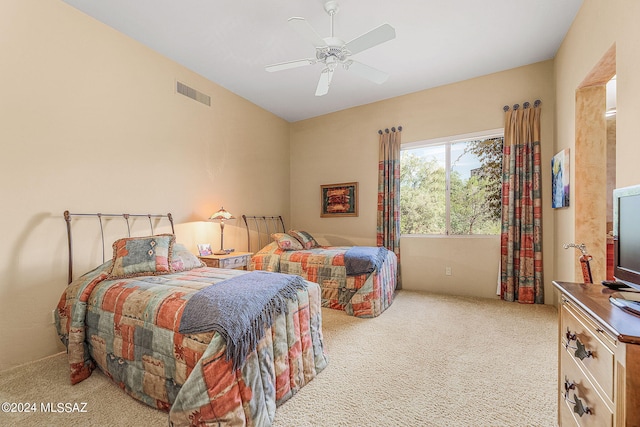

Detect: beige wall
[7,0,640,372]
[290,61,556,302]
[0,0,290,371]
[554,0,640,285]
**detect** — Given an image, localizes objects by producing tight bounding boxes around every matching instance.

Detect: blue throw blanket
[178,270,307,370]
[344,246,389,276]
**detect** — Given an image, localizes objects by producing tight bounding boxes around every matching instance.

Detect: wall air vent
[176,81,211,106]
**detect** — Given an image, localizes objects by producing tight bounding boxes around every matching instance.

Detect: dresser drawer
[561,301,615,400]
[198,252,252,270]
[200,257,218,268]
[219,255,249,269]
[560,349,613,427]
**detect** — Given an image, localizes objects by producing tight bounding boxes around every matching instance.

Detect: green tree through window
[400,135,503,235]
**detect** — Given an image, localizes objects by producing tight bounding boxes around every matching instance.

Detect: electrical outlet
[50,309,56,324]
[445,266,452,276]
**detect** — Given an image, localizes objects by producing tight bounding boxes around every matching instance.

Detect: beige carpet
[0,290,558,426]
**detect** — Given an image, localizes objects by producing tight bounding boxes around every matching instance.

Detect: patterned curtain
[377,126,402,288]
[500,101,543,303]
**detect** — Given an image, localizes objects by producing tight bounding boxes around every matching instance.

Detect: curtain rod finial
[378,125,402,134]
[503,100,541,112]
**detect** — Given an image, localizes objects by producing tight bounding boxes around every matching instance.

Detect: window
[400,130,504,235]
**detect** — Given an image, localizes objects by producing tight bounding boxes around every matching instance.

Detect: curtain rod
[503,100,541,112]
[378,125,403,134]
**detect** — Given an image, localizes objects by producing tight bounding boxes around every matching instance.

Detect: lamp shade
[209,207,234,255]
[209,207,235,221]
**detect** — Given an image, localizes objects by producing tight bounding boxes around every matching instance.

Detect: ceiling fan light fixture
[265,0,395,96]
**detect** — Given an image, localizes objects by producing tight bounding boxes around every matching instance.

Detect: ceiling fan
[265,1,396,96]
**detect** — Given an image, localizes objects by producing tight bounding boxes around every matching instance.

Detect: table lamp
[209,207,235,255]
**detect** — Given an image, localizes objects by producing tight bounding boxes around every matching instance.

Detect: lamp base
[213,250,227,255]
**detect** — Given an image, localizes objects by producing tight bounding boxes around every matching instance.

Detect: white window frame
[401,128,504,236]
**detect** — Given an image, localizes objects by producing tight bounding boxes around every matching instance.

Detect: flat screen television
[613,184,640,291]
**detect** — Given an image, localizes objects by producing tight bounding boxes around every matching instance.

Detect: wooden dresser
[553,281,640,426]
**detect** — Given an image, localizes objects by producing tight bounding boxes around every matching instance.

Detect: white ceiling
[61,0,583,122]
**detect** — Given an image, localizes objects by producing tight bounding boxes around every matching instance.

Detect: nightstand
[198,252,252,270]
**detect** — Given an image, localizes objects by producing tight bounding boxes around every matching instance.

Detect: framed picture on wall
[320,182,358,217]
[552,148,570,208]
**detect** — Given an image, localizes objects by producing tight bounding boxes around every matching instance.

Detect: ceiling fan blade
[346,60,389,84]
[265,58,316,72]
[345,23,396,56]
[288,17,325,48]
[315,68,334,96]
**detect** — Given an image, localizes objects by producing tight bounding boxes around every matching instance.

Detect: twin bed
[56,212,328,426]
[243,215,397,318]
[56,212,397,426]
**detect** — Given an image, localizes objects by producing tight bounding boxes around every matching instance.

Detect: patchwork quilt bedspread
[56,263,328,426]
[250,243,397,318]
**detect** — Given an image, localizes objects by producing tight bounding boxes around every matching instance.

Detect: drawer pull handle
[564,328,578,351]
[564,329,593,360]
[564,377,576,393]
[563,379,592,418]
[565,328,577,344]
[573,395,592,417]
[574,339,593,360]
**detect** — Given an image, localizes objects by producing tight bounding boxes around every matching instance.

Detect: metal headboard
[64,210,175,284]
[242,215,285,253]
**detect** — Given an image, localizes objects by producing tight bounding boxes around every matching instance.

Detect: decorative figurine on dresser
[554,185,640,426]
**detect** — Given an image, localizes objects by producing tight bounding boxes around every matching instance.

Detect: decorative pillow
[107,234,175,280]
[171,243,205,272]
[288,230,319,249]
[271,233,303,251]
